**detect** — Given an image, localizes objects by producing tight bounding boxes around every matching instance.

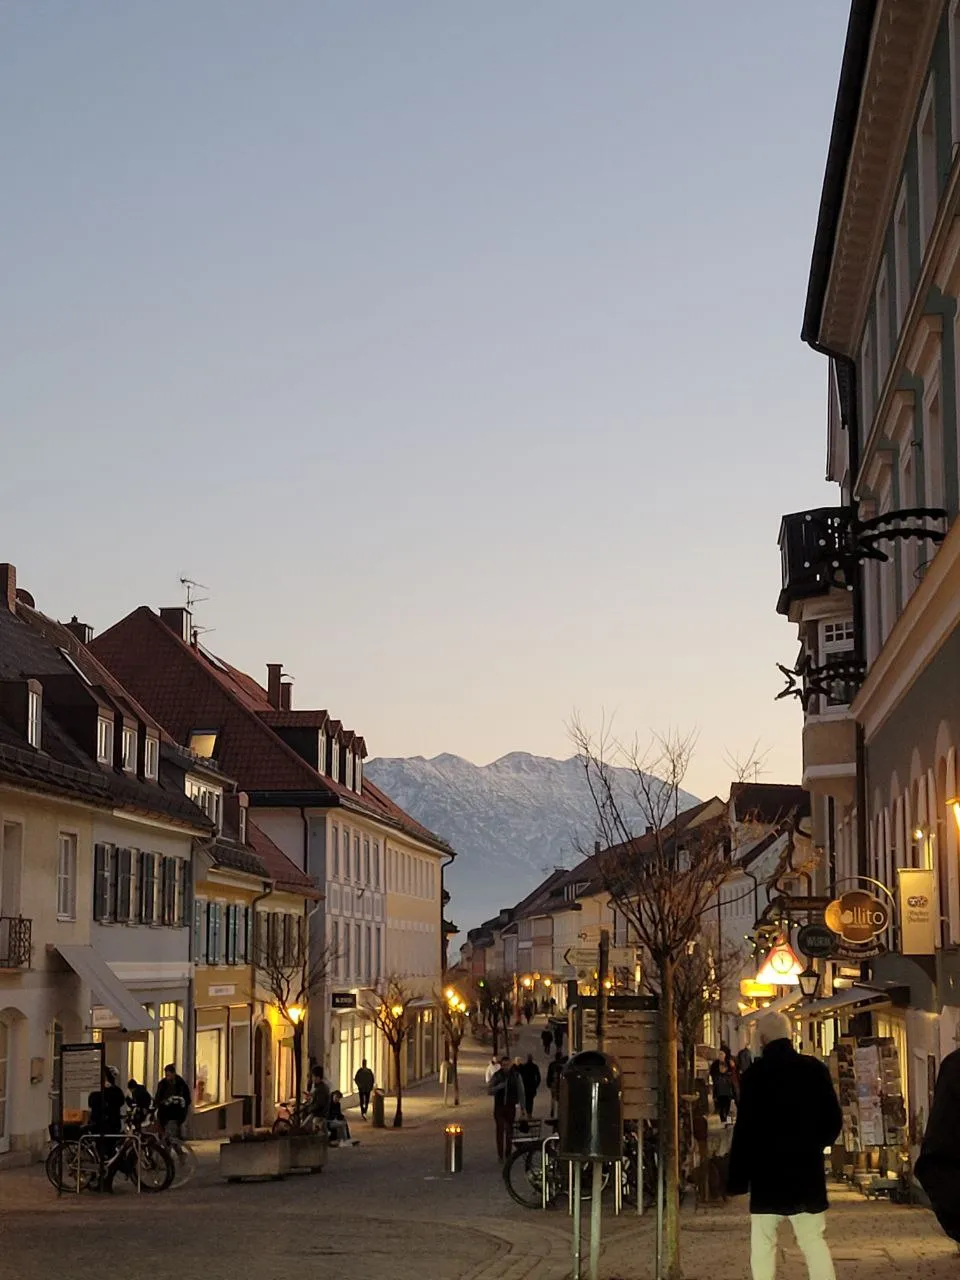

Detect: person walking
[518,1053,542,1118]
[727,1009,842,1280]
[710,1044,737,1123]
[154,1062,191,1140]
[540,1026,553,1056]
[917,1047,960,1242]
[736,1043,754,1077]
[354,1059,375,1119]
[553,1022,564,1054]
[488,1056,522,1161]
[484,1054,500,1085]
[546,1049,567,1119]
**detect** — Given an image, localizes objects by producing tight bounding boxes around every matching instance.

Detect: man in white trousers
[727,1009,843,1280]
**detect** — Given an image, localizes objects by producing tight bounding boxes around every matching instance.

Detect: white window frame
[57,831,78,920]
[318,733,327,776]
[345,751,354,790]
[121,725,137,773]
[97,716,114,765]
[918,79,938,251]
[188,780,223,833]
[238,806,247,845]
[355,755,363,793]
[144,735,159,780]
[27,688,41,748]
[875,260,891,391]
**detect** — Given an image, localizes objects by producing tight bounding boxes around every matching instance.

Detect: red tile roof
[247,821,322,899]
[90,608,453,855]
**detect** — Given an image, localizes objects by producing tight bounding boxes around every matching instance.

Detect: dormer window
[355,754,363,793]
[345,751,354,790]
[238,805,247,845]
[188,730,218,758]
[188,779,223,832]
[121,726,137,773]
[97,716,114,765]
[318,733,327,776]
[27,688,41,748]
[144,735,160,781]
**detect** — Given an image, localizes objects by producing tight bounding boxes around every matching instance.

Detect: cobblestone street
[1,1026,957,1280]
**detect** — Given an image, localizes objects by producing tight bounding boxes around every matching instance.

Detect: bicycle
[46,1127,174,1193]
[151,1116,198,1188]
[503,1122,611,1209]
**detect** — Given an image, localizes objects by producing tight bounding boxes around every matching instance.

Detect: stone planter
[219,1137,291,1182]
[288,1133,328,1174]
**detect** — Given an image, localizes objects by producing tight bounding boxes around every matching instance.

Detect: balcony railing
[0,916,31,968]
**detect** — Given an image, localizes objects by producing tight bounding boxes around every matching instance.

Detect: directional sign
[564,947,600,971]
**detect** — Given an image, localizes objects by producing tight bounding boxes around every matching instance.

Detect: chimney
[279,678,293,711]
[267,664,283,709]
[159,607,192,643]
[64,616,94,645]
[594,840,601,855]
[0,564,16,613]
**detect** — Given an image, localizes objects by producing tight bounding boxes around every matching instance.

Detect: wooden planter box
[288,1133,328,1173]
[220,1137,291,1182]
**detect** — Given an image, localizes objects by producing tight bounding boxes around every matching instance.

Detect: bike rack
[541,1133,559,1211]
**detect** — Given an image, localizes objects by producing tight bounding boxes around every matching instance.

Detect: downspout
[440,851,455,977]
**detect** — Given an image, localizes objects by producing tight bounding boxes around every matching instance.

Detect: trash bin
[558,1050,623,1162]
[371,1088,385,1128]
[443,1123,464,1173]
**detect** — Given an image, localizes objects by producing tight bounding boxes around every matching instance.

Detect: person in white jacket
[484,1055,499,1085]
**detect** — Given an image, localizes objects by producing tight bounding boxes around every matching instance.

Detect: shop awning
[56,945,156,1032]
[738,990,803,1023]
[797,985,890,1020]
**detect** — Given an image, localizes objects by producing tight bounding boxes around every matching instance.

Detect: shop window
[158,1001,183,1075]
[195,1028,224,1107]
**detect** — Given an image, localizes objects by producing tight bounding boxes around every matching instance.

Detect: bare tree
[477,975,513,1058]
[438,981,468,1106]
[256,924,336,1132]
[571,718,734,1280]
[363,977,416,1128]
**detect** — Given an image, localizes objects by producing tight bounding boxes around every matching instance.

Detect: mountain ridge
[366,751,700,937]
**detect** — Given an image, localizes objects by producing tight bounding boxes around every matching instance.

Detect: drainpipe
[440,851,455,977]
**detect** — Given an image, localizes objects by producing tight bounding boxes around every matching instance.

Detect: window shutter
[177,859,191,928]
[267,912,279,967]
[225,905,235,965]
[116,849,132,923]
[93,844,108,921]
[162,858,177,926]
[142,853,157,925]
[193,898,205,960]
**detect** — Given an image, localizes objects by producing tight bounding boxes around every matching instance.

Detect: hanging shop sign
[796,922,839,959]
[897,867,937,955]
[824,890,890,944]
[755,940,803,986]
[331,991,358,1010]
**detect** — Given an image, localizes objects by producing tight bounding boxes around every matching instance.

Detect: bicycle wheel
[168,1140,198,1188]
[132,1137,175,1191]
[503,1145,552,1209]
[45,1140,99,1192]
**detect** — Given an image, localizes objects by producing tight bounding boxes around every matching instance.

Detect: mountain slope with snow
[366,752,699,937]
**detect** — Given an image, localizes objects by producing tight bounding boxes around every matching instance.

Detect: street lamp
[390,1004,404,1020]
[798,967,821,1000]
[288,1005,304,1024]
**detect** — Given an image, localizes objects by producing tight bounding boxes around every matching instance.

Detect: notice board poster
[830,1035,905,1152]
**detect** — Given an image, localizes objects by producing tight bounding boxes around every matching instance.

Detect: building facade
[782,0,960,1150]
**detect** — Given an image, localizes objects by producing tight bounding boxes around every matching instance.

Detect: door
[0,1019,9,1154]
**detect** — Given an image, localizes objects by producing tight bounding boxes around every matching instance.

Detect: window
[194,898,207,961]
[188,781,222,832]
[364,838,371,885]
[57,833,78,920]
[345,751,354,790]
[332,920,341,980]
[195,1028,223,1106]
[225,904,238,965]
[115,848,133,922]
[821,619,854,657]
[318,732,327,776]
[158,1001,183,1074]
[374,926,382,980]
[355,755,363,793]
[121,726,137,773]
[343,921,351,977]
[354,923,361,978]
[27,688,41,748]
[919,83,938,249]
[206,902,224,965]
[373,842,380,889]
[354,834,361,881]
[93,843,117,922]
[332,825,340,879]
[187,731,218,758]
[238,805,247,846]
[894,182,910,330]
[144,735,159,780]
[139,851,158,924]
[364,925,372,983]
[230,1023,253,1096]
[161,857,178,925]
[97,716,114,764]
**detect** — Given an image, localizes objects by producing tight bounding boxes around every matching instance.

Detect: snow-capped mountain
[366,752,699,940]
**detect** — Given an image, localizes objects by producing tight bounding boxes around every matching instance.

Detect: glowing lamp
[288,1005,304,1024]
[754,941,803,986]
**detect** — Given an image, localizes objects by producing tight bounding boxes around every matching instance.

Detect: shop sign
[755,940,803,986]
[208,984,236,997]
[91,1005,120,1029]
[331,991,358,1010]
[898,867,937,955]
[797,923,839,959]
[824,890,890,944]
[830,938,885,961]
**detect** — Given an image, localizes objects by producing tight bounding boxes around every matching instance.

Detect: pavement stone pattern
[1,1019,958,1279]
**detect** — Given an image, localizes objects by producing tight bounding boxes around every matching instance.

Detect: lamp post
[288,1005,305,1122]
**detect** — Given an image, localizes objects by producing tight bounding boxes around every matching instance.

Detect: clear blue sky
[1,1,848,799]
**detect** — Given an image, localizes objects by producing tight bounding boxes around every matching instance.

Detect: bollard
[443,1123,464,1173]
[371,1088,385,1128]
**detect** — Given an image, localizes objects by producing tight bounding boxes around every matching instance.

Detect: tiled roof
[90,608,452,855]
[730,783,810,827]
[247,821,321,899]
[207,838,269,880]
[259,709,329,728]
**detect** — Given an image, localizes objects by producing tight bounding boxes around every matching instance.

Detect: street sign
[564,947,600,972]
[797,923,838,959]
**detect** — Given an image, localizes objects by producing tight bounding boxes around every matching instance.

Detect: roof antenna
[179,576,210,610]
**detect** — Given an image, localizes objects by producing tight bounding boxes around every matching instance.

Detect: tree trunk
[659,955,681,1280]
[392,1044,403,1128]
[292,1021,304,1127]
[452,1044,460,1106]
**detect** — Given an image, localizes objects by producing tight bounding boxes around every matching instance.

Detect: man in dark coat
[728,1010,842,1280]
[917,1047,960,1242]
[517,1053,542,1117]
[488,1057,522,1161]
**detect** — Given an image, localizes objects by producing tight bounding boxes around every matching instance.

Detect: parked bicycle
[149,1114,198,1188]
[46,1122,175,1193]
[503,1118,658,1211]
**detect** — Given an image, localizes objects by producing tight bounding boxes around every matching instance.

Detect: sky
[1,1,850,801]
